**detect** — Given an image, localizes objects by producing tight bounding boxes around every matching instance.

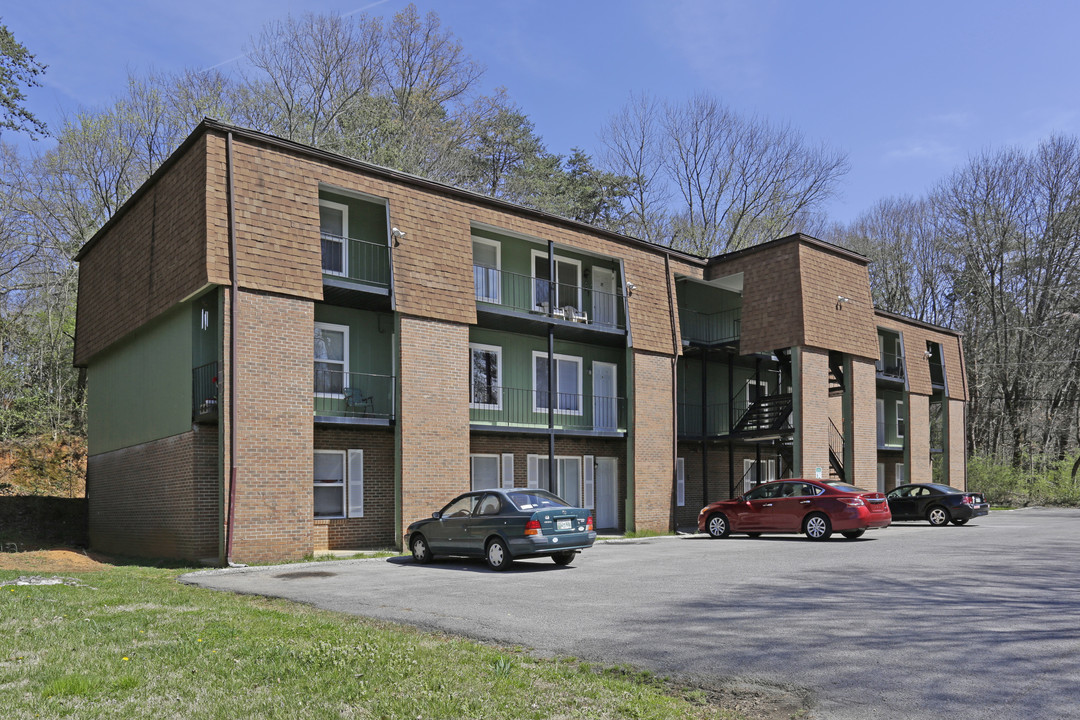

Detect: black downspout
[701,353,708,508]
[728,357,735,499]
[548,241,556,493]
[225,132,239,565]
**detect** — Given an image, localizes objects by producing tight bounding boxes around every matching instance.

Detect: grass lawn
[0,560,747,719]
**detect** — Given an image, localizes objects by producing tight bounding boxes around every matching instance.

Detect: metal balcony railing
[677,401,750,437]
[193,362,219,421]
[679,307,741,345]
[321,232,391,289]
[470,385,626,433]
[314,370,395,420]
[876,351,905,381]
[929,361,946,387]
[472,265,625,330]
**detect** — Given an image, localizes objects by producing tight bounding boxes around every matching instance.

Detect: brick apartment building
[74,119,968,565]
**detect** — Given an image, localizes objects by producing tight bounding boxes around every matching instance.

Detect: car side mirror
[432,511,441,519]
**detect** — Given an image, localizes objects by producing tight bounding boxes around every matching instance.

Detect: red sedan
[697,479,891,540]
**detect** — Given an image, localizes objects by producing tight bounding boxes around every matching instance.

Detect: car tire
[951,518,969,526]
[552,550,576,566]
[841,529,865,540]
[486,538,512,571]
[410,534,433,564]
[927,506,950,527]
[804,513,832,541]
[706,513,731,538]
[746,532,762,538]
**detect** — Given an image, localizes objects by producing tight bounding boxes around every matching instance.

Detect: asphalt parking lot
[183,508,1080,720]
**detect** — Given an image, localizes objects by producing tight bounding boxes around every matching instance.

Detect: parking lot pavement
[182,508,1080,720]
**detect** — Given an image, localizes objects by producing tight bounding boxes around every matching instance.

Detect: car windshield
[827,482,866,494]
[506,490,571,511]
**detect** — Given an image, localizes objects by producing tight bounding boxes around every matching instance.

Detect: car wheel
[706,513,730,538]
[410,534,433,564]
[552,550,576,566]
[486,538,512,571]
[804,513,832,541]
[841,529,865,540]
[951,518,969,526]
[927,506,950,526]
[746,532,762,538]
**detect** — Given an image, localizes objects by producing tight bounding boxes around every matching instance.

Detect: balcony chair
[345,387,375,415]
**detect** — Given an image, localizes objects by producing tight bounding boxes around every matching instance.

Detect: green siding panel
[87,303,193,455]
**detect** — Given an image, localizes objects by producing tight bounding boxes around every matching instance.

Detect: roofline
[874,308,963,337]
[704,232,871,268]
[76,118,709,266]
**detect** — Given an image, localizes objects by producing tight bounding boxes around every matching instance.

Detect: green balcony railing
[314,370,395,421]
[473,265,625,330]
[192,362,219,422]
[470,385,626,433]
[679,307,741,345]
[321,233,391,289]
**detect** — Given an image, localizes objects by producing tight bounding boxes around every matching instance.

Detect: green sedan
[405,489,597,571]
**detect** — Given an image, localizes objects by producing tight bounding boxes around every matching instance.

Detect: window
[533,352,582,414]
[895,463,905,485]
[313,449,363,518]
[530,455,582,507]
[470,454,500,491]
[319,200,349,276]
[472,237,501,303]
[469,344,502,409]
[314,322,349,397]
[743,459,776,493]
[676,458,685,506]
[896,400,906,439]
[532,250,582,313]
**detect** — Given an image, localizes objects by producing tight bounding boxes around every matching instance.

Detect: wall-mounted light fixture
[924,349,934,359]
[391,227,406,246]
[625,281,637,297]
[835,295,850,311]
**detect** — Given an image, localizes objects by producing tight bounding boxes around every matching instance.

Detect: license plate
[556,519,572,531]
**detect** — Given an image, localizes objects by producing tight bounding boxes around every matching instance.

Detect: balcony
[679,307,741,346]
[876,352,905,384]
[929,360,946,388]
[470,386,626,436]
[677,402,748,438]
[321,232,392,308]
[314,370,395,425]
[473,265,626,344]
[192,362,219,423]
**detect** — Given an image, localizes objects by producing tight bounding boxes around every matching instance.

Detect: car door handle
[800,500,811,504]
[763,503,773,507]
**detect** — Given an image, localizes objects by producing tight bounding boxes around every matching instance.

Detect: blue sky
[5,0,1080,223]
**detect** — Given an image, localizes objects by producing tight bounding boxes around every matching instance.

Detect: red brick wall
[850,359,879,490]
[399,316,471,539]
[87,426,219,563]
[947,398,966,489]
[795,347,830,478]
[313,426,396,550]
[630,351,676,532]
[907,393,932,484]
[227,289,314,564]
[675,441,784,527]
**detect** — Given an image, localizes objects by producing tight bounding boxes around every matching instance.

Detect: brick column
[945,398,966,489]
[398,316,470,545]
[628,351,675,532]
[229,290,314,564]
[849,357,878,491]
[793,346,830,479]
[907,393,931,484]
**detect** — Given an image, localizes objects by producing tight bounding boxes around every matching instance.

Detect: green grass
[0,564,745,719]
[620,529,675,539]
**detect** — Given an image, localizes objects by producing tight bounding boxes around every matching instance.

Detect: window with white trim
[469,343,502,409]
[896,400,906,440]
[533,351,582,414]
[531,250,582,313]
[319,200,349,276]
[470,454,500,490]
[743,458,776,493]
[472,237,501,303]
[529,455,582,507]
[676,458,685,506]
[895,463,905,485]
[314,449,364,519]
[314,322,349,397]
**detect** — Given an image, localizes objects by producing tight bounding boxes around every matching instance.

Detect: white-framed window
[746,378,768,405]
[469,343,502,409]
[319,199,349,276]
[895,463,905,485]
[470,454,500,490]
[896,400,906,439]
[533,351,583,415]
[531,250,582,314]
[313,449,363,519]
[528,454,583,507]
[472,236,501,303]
[314,322,349,397]
[877,398,886,446]
[676,458,685,507]
[743,458,777,493]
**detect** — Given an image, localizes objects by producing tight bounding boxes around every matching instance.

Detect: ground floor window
[743,458,776,493]
[529,455,582,506]
[314,449,363,518]
[676,458,686,506]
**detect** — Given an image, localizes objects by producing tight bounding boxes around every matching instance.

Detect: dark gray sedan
[405,489,597,570]
[886,483,990,526]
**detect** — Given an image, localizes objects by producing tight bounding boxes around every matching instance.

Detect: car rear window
[827,482,866,493]
[925,483,959,494]
[507,490,571,511]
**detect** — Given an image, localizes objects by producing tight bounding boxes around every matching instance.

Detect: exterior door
[592,267,617,326]
[595,457,618,530]
[593,361,618,431]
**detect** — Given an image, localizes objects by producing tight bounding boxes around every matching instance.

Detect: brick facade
[630,351,677,532]
[850,358,879,490]
[313,426,396,550]
[794,347,831,478]
[87,426,219,563]
[907,393,932,485]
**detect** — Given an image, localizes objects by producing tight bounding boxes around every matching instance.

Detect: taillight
[962,495,974,505]
[839,497,865,507]
[524,519,542,536]
[586,516,593,531]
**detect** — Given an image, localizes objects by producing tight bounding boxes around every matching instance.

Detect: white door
[592,267,617,326]
[593,361,617,430]
[595,457,618,530]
